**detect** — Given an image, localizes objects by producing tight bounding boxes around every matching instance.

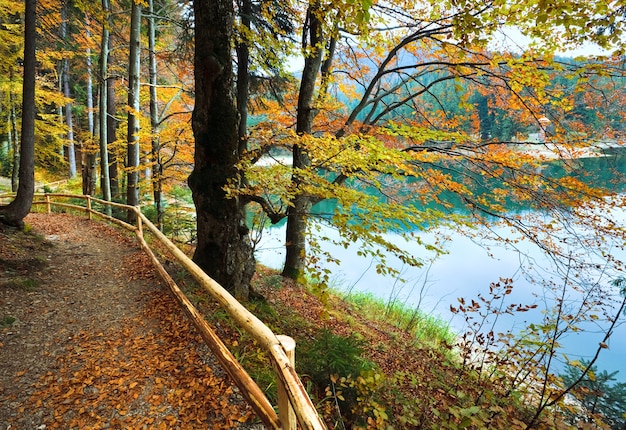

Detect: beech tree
[0,0,36,228]
[0,0,24,189]
[98,0,111,205]
[147,0,162,226]
[60,0,76,178]
[82,11,97,196]
[189,0,255,299]
[227,0,626,287]
[126,0,141,211]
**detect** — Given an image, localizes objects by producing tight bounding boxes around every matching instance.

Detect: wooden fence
[1,192,327,430]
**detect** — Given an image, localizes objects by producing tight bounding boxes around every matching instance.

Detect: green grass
[339,290,456,347]
[0,315,16,328]
[3,277,39,291]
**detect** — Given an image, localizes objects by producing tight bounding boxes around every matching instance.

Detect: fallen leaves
[26,291,254,429]
[1,213,256,429]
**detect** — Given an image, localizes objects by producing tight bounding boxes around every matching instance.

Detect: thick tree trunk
[189,0,254,300]
[126,0,142,214]
[0,0,36,228]
[282,8,324,279]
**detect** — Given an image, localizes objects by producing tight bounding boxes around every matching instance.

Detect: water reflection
[256,216,626,382]
[255,156,626,382]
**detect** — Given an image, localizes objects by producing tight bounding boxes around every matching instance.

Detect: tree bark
[106,52,119,199]
[61,0,76,178]
[282,6,324,279]
[83,13,97,195]
[126,0,142,215]
[8,77,19,193]
[236,0,251,151]
[98,0,111,207]
[62,58,77,178]
[189,0,255,300]
[148,0,163,228]
[0,0,36,228]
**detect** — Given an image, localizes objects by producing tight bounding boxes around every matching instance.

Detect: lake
[255,155,626,383]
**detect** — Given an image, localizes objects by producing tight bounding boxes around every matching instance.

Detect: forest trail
[0,213,258,429]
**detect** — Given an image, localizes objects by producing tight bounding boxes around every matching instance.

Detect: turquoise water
[255,155,626,382]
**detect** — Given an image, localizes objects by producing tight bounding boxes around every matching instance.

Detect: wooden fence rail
[1,192,327,430]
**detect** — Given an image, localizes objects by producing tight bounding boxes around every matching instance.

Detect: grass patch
[0,315,16,328]
[2,277,39,291]
[340,290,456,347]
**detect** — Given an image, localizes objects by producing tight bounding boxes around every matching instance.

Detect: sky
[492,26,613,58]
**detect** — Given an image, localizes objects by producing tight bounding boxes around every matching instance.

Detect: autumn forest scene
[1,0,626,428]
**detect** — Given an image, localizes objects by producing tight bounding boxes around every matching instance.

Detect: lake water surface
[255,155,626,383]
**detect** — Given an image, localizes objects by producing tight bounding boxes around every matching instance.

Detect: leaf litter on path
[0,213,258,429]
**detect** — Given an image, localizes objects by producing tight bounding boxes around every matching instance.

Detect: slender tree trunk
[126,0,142,215]
[98,0,111,206]
[147,0,163,228]
[189,0,255,300]
[61,0,76,178]
[0,0,36,228]
[9,83,19,193]
[282,7,325,279]
[62,59,77,178]
[83,14,97,195]
[0,139,7,173]
[106,54,119,199]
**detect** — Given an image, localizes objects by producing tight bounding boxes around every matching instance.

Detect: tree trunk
[0,0,36,228]
[282,7,324,279]
[62,58,77,178]
[98,0,111,207]
[148,0,163,228]
[61,0,76,178]
[189,0,255,300]
[236,0,251,150]
[0,140,7,173]
[126,0,142,215]
[8,79,19,193]
[106,53,119,200]
[83,13,97,195]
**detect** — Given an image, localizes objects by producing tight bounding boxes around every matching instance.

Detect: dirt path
[0,213,257,429]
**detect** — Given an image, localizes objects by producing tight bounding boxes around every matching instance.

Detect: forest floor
[0,213,260,429]
[0,211,517,429]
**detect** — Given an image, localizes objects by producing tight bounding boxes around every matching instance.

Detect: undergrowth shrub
[299,328,375,388]
[332,371,392,429]
[298,328,382,427]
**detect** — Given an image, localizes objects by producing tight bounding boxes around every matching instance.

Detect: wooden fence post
[45,194,51,214]
[135,207,143,236]
[276,335,297,430]
[86,196,92,220]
